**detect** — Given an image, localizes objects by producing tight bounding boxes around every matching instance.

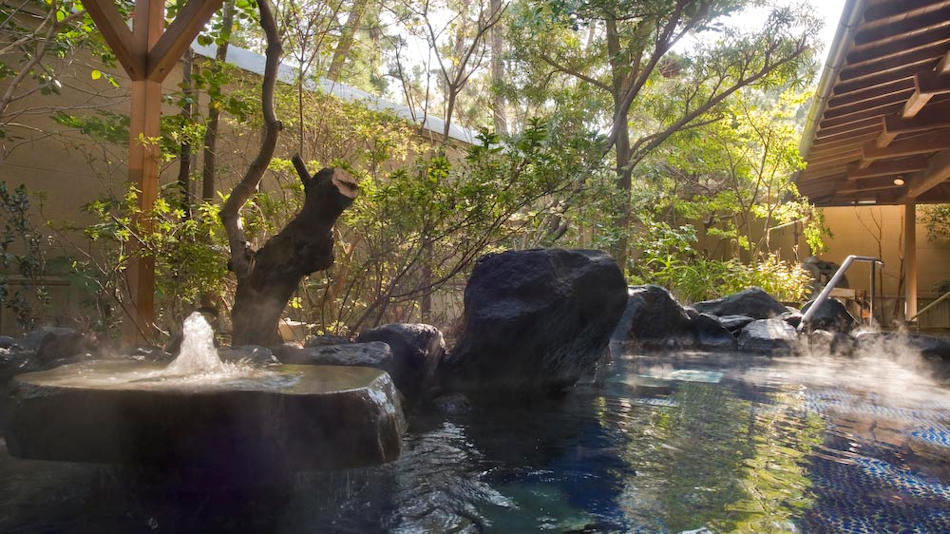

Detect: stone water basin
[5,360,404,473]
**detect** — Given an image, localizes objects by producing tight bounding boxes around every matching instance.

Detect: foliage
[631,220,812,304]
[0,0,119,156]
[922,204,950,242]
[28,0,834,338]
[0,182,48,330]
[57,186,230,334]
[295,118,601,334]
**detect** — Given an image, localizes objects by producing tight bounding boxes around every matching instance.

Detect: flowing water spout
[164,312,226,375]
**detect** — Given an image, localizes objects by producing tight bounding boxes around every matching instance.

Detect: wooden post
[904,199,918,322]
[83,0,223,341]
[124,0,164,339]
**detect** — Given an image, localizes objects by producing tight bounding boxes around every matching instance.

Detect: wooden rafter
[862,135,950,162]
[811,132,877,152]
[820,102,904,129]
[903,65,950,117]
[815,122,880,141]
[839,42,950,82]
[848,25,950,65]
[863,0,950,23]
[906,149,950,198]
[834,63,932,96]
[827,78,914,108]
[847,157,932,180]
[854,4,950,46]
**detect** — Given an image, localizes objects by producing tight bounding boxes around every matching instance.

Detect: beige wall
[770,205,950,328]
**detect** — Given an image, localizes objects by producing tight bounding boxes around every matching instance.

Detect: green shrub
[633,221,811,304]
[0,182,48,330]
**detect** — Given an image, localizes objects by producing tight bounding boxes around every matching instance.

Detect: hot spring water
[2,323,950,531]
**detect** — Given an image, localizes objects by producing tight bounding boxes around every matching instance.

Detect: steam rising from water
[747,327,950,409]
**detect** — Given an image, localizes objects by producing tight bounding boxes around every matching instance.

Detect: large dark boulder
[801,298,858,333]
[357,323,445,402]
[612,285,736,351]
[0,346,40,431]
[441,249,627,393]
[616,286,736,350]
[688,310,739,352]
[618,285,695,349]
[738,319,799,354]
[692,287,787,319]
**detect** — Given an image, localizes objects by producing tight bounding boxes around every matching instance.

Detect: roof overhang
[797,0,950,206]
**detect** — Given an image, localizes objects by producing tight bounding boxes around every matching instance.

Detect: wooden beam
[824,90,913,119]
[904,199,918,321]
[847,157,931,180]
[938,48,950,74]
[147,0,225,81]
[806,150,861,167]
[864,0,950,22]
[815,123,880,142]
[885,105,950,135]
[827,78,915,108]
[839,42,950,82]
[82,0,143,80]
[834,63,932,96]
[838,184,903,195]
[862,135,950,162]
[820,102,905,130]
[848,26,950,66]
[903,70,950,117]
[907,149,950,198]
[811,133,878,153]
[855,4,950,46]
[125,0,165,341]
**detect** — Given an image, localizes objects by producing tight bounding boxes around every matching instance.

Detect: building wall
[771,205,950,329]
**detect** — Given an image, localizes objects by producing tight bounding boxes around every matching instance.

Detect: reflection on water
[2,347,950,532]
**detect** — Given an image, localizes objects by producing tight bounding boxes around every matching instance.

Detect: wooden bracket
[84,0,223,82]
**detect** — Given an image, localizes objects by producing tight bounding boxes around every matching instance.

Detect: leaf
[90,69,102,80]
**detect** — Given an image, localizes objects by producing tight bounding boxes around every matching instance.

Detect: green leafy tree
[510,0,820,266]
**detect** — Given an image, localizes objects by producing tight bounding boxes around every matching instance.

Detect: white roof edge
[191,42,478,145]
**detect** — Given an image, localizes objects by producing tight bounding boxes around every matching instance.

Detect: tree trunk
[327,0,368,82]
[222,0,356,346]
[177,49,195,217]
[201,0,236,201]
[231,159,358,345]
[489,0,506,135]
[606,16,633,270]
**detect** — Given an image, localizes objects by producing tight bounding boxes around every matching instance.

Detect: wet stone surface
[6,361,404,474]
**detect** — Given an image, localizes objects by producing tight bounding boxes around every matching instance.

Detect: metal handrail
[798,255,884,332]
[908,289,950,324]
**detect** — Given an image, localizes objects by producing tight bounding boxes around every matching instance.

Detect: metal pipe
[908,289,950,323]
[799,255,884,332]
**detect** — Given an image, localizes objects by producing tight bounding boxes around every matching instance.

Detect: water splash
[164,312,226,376]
